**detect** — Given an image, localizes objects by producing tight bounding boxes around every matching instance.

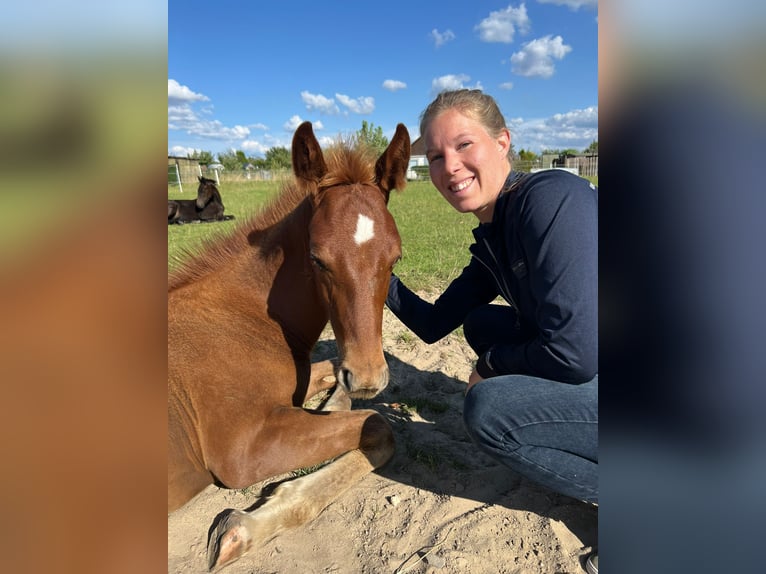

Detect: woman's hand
[466,368,484,394]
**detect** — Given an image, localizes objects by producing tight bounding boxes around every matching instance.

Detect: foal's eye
[310,253,328,271]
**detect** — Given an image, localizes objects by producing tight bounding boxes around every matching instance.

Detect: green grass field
[168,174,597,294]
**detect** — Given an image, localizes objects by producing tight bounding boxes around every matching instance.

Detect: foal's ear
[375,123,410,203]
[292,122,327,183]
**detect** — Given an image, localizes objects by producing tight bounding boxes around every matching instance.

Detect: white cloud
[430,74,483,94]
[536,0,597,10]
[335,93,375,114]
[430,28,456,47]
[284,115,304,131]
[169,144,201,157]
[382,79,407,91]
[168,79,254,144]
[241,132,294,157]
[301,91,340,114]
[168,79,209,104]
[241,140,270,155]
[499,81,514,90]
[283,115,325,132]
[510,35,572,78]
[195,122,250,140]
[475,3,530,43]
[548,106,598,128]
[167,104,198,127]
[508,105,598,152]
[168,100,250,141]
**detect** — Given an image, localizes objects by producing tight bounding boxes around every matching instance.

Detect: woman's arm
[386,259,498,344]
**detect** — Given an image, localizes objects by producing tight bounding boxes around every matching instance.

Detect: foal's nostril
[380,367,390,388]
[338,367,353,391]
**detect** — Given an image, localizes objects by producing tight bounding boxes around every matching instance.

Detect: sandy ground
[168,309,598,574]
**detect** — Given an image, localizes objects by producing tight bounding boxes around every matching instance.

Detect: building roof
[410,136,426,157]
[168,155,199,162]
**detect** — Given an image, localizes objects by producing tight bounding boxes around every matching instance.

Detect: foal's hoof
[207,509,252,571]
[321,384,352,411]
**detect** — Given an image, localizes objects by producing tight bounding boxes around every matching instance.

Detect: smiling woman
[386,89,599,513]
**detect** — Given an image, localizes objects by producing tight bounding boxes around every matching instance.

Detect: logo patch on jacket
[511,259,527,279]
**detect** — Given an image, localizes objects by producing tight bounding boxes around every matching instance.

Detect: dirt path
[168,310,597,573]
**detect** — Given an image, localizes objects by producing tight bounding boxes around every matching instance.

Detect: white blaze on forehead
[353,213,375,245]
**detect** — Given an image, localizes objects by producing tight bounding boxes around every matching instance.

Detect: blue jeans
[463,374,598,503]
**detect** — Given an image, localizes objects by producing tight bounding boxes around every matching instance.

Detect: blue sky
[168,0,597,159]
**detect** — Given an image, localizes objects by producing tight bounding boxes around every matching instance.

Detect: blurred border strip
[0,2,169,573]
[601,1,766,573]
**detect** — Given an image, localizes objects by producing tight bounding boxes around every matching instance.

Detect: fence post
[168,163,183,193]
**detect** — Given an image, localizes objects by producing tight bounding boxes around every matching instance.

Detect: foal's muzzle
[337,364,389,399]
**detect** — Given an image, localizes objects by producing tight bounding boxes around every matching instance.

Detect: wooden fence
[508,154,598,178]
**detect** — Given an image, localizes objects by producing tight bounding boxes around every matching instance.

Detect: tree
[584,140,598,154]
[249,157,269,170]
[355,121,389,156]
[216,150,242,171]
[188,150,214,166]
[265,146,291,170]
[518,149,538,162]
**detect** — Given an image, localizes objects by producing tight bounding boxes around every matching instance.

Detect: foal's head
[196,176,222,209]
[293,122,410,398]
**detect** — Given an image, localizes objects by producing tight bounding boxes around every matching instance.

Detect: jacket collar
[472,171,525,240]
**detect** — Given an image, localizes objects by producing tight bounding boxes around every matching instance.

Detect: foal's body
[168,176,226,223]
[168,122,410,570]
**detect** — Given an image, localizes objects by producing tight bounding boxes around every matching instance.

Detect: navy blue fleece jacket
[386,169,598,384]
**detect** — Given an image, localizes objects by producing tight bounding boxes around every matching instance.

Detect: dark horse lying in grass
[168,122,410,571]
[168,176,232,224]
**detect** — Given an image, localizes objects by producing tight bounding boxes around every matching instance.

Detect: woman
[387,89,598,513]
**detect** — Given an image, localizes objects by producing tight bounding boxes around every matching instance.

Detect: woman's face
[425,108,511,223]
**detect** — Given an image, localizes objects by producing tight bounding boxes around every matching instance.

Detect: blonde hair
[419,89,512,160]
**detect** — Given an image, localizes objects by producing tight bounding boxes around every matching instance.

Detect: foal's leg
[319,384,351,411]
[206,409,394,571]
[168,201,180,222]
[306,358,350,411]
[306,359,338,397]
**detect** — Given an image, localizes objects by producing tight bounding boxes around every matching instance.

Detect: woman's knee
[463,382,516,449]
[462,384,483,435]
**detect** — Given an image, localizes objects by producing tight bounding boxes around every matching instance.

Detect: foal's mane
[168,140,377,292]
